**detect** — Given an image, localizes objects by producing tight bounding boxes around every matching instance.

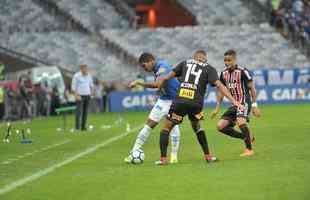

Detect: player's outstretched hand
[233,101,245,111]
[129,80,144,88]
[252,107,261,118]
[129,80,137,88]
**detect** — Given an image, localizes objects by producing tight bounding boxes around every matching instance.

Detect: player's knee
[161,128,170,135]
[192,125,199,133]
[217,122,225,132]
[236,118,246,127]
[146,119,157,129]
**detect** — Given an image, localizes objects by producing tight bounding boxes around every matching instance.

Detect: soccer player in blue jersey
[124,53,181,164]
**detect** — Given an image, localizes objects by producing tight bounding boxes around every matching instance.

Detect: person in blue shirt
[124,52,181,164]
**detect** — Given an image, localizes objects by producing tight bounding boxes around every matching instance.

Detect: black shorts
[167,101,204,124]
[221,103,251,124]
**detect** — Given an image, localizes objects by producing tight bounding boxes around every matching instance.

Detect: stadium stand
[49,0,130,31]
[0,32,137,82]
[0,0,68,33]
[101,23,310,69]
[177,0,260,24]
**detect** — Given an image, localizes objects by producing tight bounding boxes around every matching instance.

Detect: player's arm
[248,81,261,118]
[210,91,224,119]
[129,71,176,89]
[157,71,177,87]
[157,61,183,87]
[214,80,244,110]
[129,80,158,89]
[211,72,225,119]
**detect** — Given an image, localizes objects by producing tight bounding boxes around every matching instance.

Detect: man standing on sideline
[72,64,94,131]
[211,50,261,156]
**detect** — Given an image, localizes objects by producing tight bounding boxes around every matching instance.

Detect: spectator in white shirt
[71,64,94,131]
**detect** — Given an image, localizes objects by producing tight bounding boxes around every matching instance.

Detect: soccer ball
[130,149,145,164]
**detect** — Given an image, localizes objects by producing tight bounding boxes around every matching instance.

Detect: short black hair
[138,53,155,64]
[194,50,207,56]
[224,49,237,57]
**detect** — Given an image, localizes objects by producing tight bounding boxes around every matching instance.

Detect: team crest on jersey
[158,67,166,75]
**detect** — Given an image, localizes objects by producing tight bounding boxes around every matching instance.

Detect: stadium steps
[105,0,136,27]
[31,0,89,34]
[0,32,138,82]
[176,0,264,25]
[34,0,137,68]
[101,24,310,69]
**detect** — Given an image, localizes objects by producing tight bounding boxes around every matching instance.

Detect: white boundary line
[0,125,142,195]
[1,140,72,165]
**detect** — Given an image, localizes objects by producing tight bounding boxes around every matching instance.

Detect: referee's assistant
[71,64,94,131]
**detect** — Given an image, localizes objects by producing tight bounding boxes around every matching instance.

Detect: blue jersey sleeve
[156,66,170,79]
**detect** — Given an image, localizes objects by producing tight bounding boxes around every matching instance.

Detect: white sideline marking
[0,125,141,195]
[1,140,72,165]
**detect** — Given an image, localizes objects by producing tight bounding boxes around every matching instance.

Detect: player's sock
[239,124,252,150]
[160,130,170,157]
[170,125,180,157]
[219,126,245,139]
[132,124,152,151]
[196,129,210,155]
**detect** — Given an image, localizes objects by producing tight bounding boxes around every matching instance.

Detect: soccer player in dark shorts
[211,50,261,157]
[155,50,244,165]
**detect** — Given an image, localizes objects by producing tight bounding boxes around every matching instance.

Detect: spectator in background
[94,78,103,113]
[42,81,52,116]
[102,82,107,112]
[34,82,47,117]
[270,0,282,27]
[71,64,94,131]
[51,86,60,115]
[0,86,4,120]
[65,85,76,107]
[18,73,33,120]
[0,62,5,81]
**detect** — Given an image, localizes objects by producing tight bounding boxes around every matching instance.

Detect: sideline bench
[55,106,76,131]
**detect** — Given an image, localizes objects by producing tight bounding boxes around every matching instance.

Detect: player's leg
[190,118,217,163]
[124,118,157,163]
[164,101,180,163]
[155,119,176,165]
[156,103,184,165]
[125,100,164,163]
[217,106,245,139]
[132,99,172,151]
[217,119,245,139]
[169,125,180,163]
[132,118,158,151]
[236,104,254,156]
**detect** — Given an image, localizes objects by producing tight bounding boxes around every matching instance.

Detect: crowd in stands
[0,72,108,122]
[271,0,310,50]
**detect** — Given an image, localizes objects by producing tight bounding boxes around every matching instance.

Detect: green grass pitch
[0,104,309,200]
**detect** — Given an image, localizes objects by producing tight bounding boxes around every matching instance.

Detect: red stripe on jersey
[237,70,244,103]
[222,68,246,104]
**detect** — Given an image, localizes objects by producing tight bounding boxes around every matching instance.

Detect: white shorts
[148,98,173,123]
